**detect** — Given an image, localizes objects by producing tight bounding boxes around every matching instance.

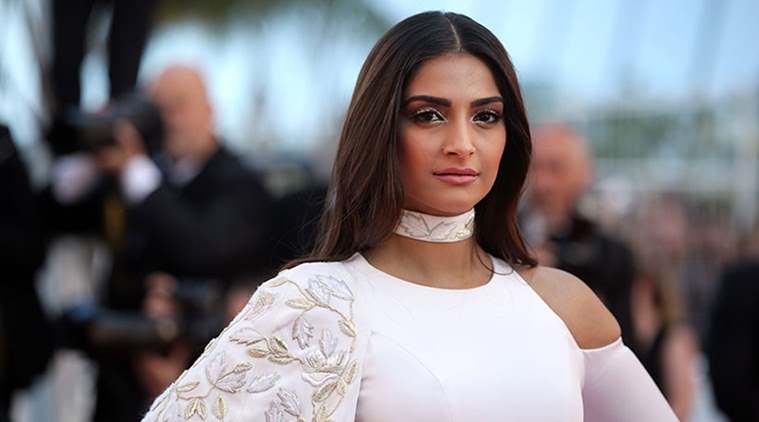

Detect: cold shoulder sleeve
[141,264,365,422]
[581,338,678,422]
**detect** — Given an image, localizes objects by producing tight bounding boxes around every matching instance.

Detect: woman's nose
[443,120,476,157]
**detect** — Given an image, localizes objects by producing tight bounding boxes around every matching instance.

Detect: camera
[47,92,164,156]
[57,279,226,359]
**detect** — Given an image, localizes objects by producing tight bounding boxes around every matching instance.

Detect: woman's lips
[434,168,479,185]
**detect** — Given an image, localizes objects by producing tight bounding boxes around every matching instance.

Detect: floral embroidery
[143,272,359,422]
[394,208,475,242]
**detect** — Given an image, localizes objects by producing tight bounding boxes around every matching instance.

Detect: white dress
[142,254,678,421]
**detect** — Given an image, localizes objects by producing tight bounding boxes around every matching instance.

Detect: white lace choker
[394,209,475,243]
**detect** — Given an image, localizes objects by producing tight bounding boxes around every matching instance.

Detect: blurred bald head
[528,123,594,225]
[149,65,216,162]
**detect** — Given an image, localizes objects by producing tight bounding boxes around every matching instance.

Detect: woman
[631,257,699,420]
[142,11,677,421]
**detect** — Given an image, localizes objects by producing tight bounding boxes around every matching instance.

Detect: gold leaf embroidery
[269,336,290,354]
[176,381,200,393]
[185,398,205,420]
[338,320,356,337]
[285,298,315,310]
[269,277,289,287]
[344,360,359,384]
[313,379,338,402]
[315,403,331,422]
[336,378,347,396]
[247,346,269,358]
[245,290,276,321]
[212,395,226,420]
[197,399,208,420]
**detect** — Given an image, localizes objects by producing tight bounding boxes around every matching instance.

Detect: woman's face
[398,53,506,216]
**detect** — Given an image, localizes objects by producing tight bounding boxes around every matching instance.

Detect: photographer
[54,64,274,421]
[521,123,637,351]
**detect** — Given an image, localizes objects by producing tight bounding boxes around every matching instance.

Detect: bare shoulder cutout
[516,266,621,349]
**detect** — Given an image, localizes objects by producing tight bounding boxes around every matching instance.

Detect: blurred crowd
[2,1,758,422]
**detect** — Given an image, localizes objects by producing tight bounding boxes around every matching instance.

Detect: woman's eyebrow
[472,96,505,106]
[403,95,450,106]
[403,95,504,107]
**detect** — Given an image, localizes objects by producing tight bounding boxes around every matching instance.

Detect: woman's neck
[365,236,491,289]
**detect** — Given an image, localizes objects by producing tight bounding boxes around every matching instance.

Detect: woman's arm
[520,266,678,421]
[141,264,365,422]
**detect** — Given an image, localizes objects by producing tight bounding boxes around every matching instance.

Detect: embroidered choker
[394,208,475,243]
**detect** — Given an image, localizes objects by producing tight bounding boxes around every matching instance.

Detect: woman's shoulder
[516,265,621,349]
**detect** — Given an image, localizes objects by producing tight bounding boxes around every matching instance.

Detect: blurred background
[1,0,757,421]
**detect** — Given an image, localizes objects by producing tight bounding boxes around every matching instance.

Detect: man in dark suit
[521,123,637,350]
[0,125,53,422]
[708,260,759,421]
[91,64,274,421]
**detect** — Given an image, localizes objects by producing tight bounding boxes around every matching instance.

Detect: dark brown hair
[291,11,536,268]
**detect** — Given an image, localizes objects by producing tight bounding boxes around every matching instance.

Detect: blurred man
[0,125,54,422]
[708,260,759,421]
[522,123,636,349]
[90,64,274,421]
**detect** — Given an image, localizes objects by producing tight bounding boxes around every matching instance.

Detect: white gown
[142,254,678,421]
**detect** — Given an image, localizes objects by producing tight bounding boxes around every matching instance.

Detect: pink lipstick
[434,168,479,185]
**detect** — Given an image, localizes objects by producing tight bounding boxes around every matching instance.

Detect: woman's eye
[474,110,502,123]
[413,108,444,123]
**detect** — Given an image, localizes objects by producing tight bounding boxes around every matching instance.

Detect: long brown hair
[289,11,536,268]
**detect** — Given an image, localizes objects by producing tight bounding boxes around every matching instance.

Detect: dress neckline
[352,252,500,293]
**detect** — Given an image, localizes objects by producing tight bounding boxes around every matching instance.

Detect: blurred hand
[143,272,181,318]
[96,120,147,174]
[134,342,193,398]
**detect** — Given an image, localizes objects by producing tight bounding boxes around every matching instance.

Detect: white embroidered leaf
[229,327,265,345]
[268,354,295,365]
[215,370,248,393]
[176,381,200,393]
[212,395,227,420]
[245,290,276,321]
[304,349,327,372]
[399,212,431,236]
[265,401,283,422]
[248,371,280,393]
[338,319,356,337]
[305,278,331,305]
[326,350,346,370]
[277,388,302,416]
[205,352,228,385]
[319,329,337,358]
[313,379,338,403]
[293,316,314,349]
[427,221,456,240]
[285,298,315,310]
[303,371,338,387]
[316,275,354,300]
[160,401,182,422]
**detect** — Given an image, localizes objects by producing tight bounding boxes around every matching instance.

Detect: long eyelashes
[410,107,503,124]
[412,107,444,123]
[473,109,503,123]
